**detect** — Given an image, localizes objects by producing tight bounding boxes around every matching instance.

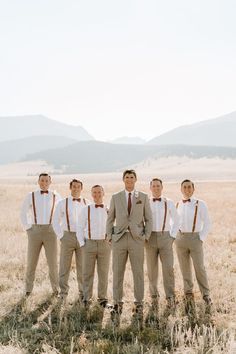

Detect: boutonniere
[134,191,139,198]
[136,200,142,205]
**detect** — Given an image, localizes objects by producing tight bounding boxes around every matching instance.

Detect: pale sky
[0,0,235,141]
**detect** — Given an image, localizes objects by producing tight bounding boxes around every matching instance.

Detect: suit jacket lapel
[130,191,139,216]
[120,190,128,215]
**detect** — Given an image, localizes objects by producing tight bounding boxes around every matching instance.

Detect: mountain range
[0,136,76,164]
[1,111,236,173]
[0,115,93,142]
[22,142,236,174]
[148,111,236,146]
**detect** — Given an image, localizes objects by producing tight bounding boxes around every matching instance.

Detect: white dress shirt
[177,197,211,241]
[76,203,108,246]
[52,196,90,239]
[150,196,179,238]
[20,190,61,231]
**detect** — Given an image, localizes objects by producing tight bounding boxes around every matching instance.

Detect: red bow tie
[73,198,81,202]
[153,198,162,202]
[95,204,104,208]
[41,190,49,194]
[182,199,191,203]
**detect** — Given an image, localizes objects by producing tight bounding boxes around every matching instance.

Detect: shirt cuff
[199,232,207,241]
[58,232,64,240]
[78,239,85,247]
[25,224,32,231]
[170,232,177,238]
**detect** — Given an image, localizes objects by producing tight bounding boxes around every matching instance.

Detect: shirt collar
[125,189,135,197]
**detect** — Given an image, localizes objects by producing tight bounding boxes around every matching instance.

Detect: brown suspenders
[49,193,56,224]
[31,191,56,225]
[87,205,91,239]
[162,199,167,232]
[87,205,107,239]
[65,198,70,232]
[192,200,199,232]
[65,197,86,233]
[32,192,37,224]
[176,200,199,232]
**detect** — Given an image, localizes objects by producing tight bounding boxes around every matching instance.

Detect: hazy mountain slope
[0,115,94,142]
[148,111,236,147]
[22,142,236,173]
[0,136,77,164]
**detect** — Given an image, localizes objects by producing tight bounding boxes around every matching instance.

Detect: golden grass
[0,177,236,353]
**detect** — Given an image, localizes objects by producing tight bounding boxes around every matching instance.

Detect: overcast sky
[0,0,235,140]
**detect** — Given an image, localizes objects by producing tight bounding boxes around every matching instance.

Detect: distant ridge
[22,141,236,173]
[0,135,77,164]
[0,115,94,142]
[148,111,236,147]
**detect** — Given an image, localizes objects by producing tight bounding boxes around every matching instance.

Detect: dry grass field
[0,174,236,353]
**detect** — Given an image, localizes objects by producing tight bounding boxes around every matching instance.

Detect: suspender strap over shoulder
[65,198,70,232]
[162,199,167,232]
[32,192,37,224]
[88,205,91,239]
[49,193,56,224]
[192,200,199,232]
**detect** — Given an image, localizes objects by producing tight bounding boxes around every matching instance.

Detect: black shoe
[98,299,108,308]
[203,295,212,305]
[110,303,122,327]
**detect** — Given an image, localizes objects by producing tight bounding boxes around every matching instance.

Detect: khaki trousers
[145,231,175,299]
[112,232,144,305]
[175,232,210,297]
[26,225,58,293]
[59,231,83,297]
[83,239,111,301]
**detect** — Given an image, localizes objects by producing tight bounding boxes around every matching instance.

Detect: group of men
[20,169,212,326]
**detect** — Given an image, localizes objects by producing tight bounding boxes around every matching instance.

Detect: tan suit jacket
[106,190,152,242]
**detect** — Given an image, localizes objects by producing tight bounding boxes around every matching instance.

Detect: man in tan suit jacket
[106,169,152,327]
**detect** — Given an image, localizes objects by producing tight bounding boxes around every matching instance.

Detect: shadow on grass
[0,297,232,354]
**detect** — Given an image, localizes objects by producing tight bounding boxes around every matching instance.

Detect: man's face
[91,186,104,204]
[70,182,82,198]
[150,180,163,197]
[38,175,51,191]
[181,181,194,199]
[123,173,137,191]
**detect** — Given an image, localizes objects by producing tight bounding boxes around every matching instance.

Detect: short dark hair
[150,178,163,186]
[69,179,83,189]
[181,179,195,188]
[38,173,51,180]
[91,184,104,191]
[123,169,137,179]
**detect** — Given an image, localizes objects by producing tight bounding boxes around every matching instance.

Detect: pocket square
[136,200,142,204]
